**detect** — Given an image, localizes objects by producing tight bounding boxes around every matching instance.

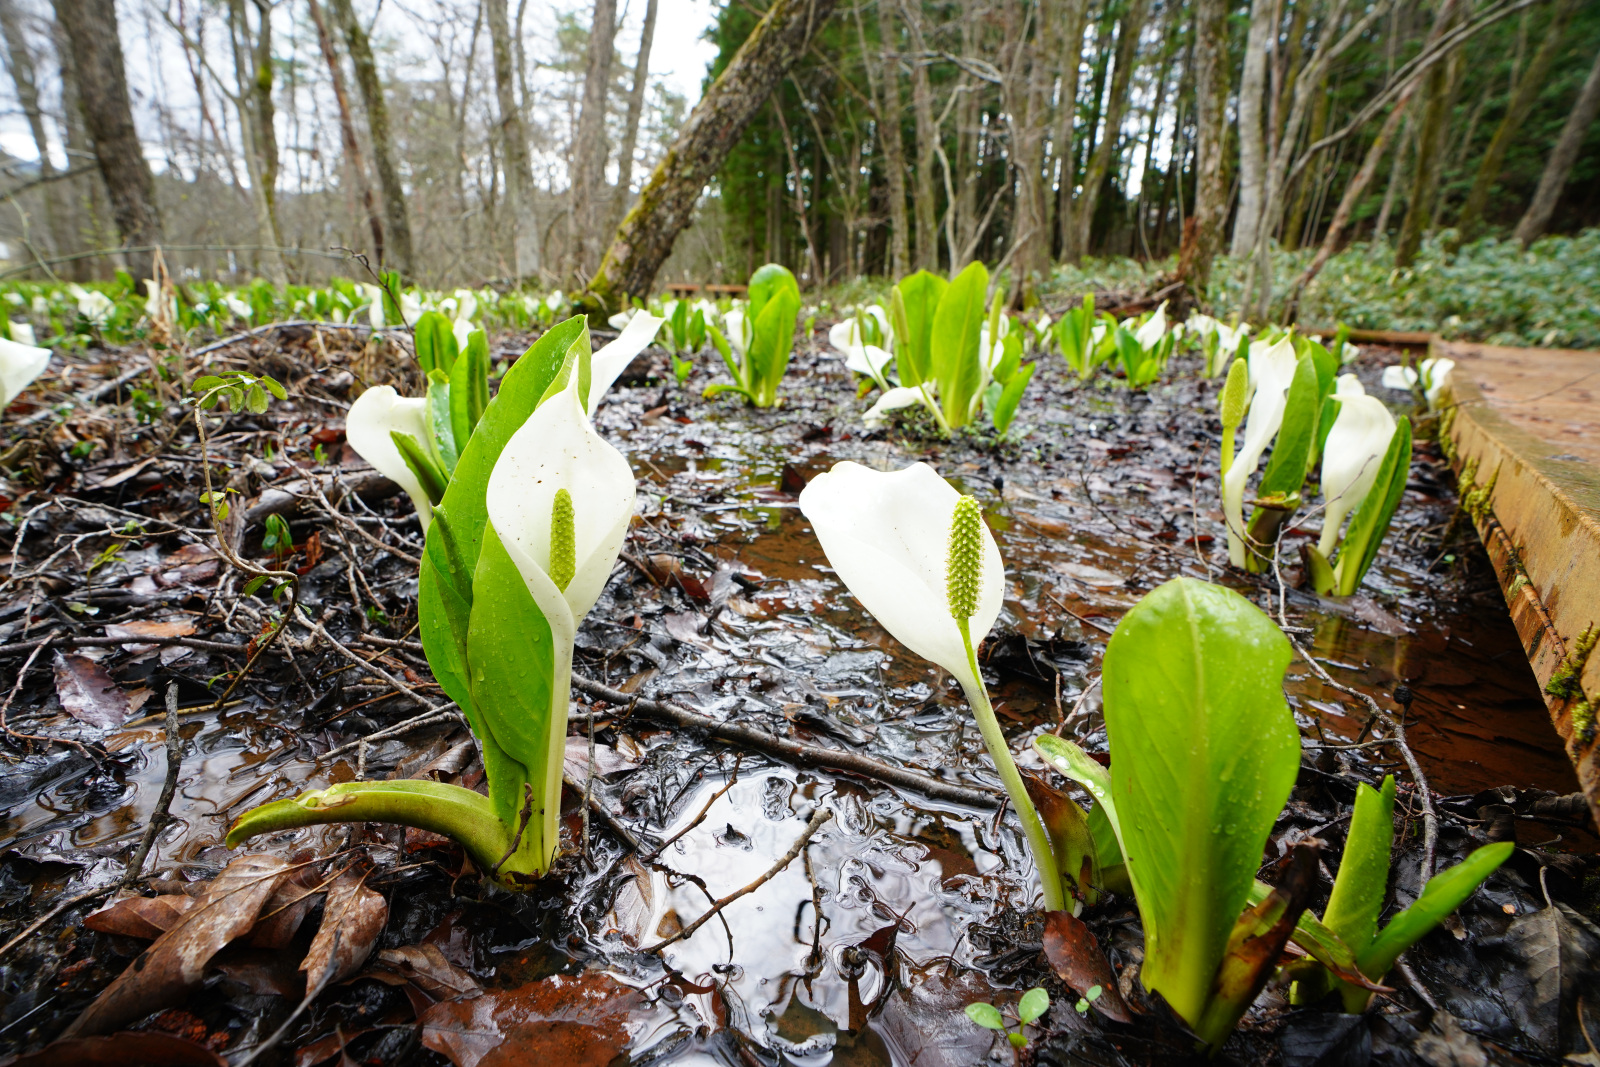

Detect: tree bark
[1230,0,1273,256]
[1073,0,1150,260]
[1455,0,1577,241]
[1006,7,1050,304]
[1052,0,1090,260]
[330,0,413,276]
[579,0,838,315]
[51,11,108,279]
[898,0,938,271]
[613,0,659,225]
[869,1,909,277]
[226,0,288,285]
[1395,1,1461,268]
[1282,72,1330,250]
[569,0,618,280]
[1514,42,1600,247]
[486,0,540,279]
[1179,0,1229,292]
[51,0,161,280]
[307,0,384,263]
[0,0,69,260]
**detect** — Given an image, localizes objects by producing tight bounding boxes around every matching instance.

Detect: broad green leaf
[688,308,706,350]
[392,430,448,505]
[748,287,800,407]
[1333,416,1412,596]
[427,370,458,472]
[1357,842,1513,984]
[707,324,741,385]
[964,1003,1005,1030]
[417,316,586,720]
[1018,988,1049,1025]
[414,311,458,375]
[931,262,988,428]
[1101,578,1299,1029]
[991,362,1035,437]
[1324,775,1396,955]
[465,523,561,865]
[748,263,798,321]
[450,329,490,450]
[895,270,946,387]
[1255,355,1321,499]
[994,332,1023,385]
[1032,734,1124,872]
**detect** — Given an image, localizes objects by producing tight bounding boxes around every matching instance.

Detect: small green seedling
[966,987,1050,1048]
[1075,985,1104,1014]
[262,513,293,559]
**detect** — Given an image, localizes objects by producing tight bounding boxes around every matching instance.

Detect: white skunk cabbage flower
[1134,301,1169,350]
[862,384,932,428]
[9,320,36,346]
[1222,336,1298,567]
[452,289,478,324]
[1033,312,1053,341]
[222,294,253,321]
[722,306,751,356]
[607,309,634,331]
[70,286,114,327]
[828,315,894,386]
[799,461,1002,695]
[452,318,479,355]
[1317,379,1396,558]
[978,316,1011,376]
[588,311,666,411]
[0,336,51,409]
[345,386,436,529]
[547,290,565,311]
[1381,357,1454,410]
[360,284,386,328]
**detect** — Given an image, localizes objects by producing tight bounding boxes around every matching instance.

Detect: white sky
[0,0,721,174]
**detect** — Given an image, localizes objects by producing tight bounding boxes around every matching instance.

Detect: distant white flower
[1381,357,1454,409]
[9,320,36,346]
[222,294,253,321]
[452,318,479,354]
[69,286,114,327]
[452,289,478,323]
[0,336,51,410]
[1133,301,1169,350]
[607,310,634,331]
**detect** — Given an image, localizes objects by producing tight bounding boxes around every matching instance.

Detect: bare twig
[123,683,183,886]
[305,613,439,711]
[320,706,463,759]
[563,771,647,852]
[647,756,743,860]
[645,805,833,953]
[0,884,122,961]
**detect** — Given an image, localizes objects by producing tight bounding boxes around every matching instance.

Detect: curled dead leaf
[301,869,388,989]
[53,652,131,729]
[83,894,195,940]
[419,971,643,1067]
[1042,911,1134,1022]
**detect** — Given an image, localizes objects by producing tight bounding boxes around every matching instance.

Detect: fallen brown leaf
[53,652,131,729]
[1042,911,1133,1022]
[248,865,325,949]
[371,943,481,1002]
[302,869,388,989]
[83,894,195,939]
[63,854,290,1037]
[419,971,643,1067]
[4,1031,227,1066]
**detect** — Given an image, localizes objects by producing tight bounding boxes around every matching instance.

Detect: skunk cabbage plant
[0,336,51,411]
[228,320,636,885]
[828,306,895,392]
[1054,294,1113,380]
[799,462,1066,910]
[1185,315,1250,377]
[705,264,801,407]
[346,315,660,528]
[1381,356,1454,410]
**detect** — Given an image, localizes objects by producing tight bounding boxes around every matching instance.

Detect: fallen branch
[570,673,1002,809]
[645,805,832,953]
[122,683,183,886]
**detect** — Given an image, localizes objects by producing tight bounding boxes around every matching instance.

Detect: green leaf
[747,287,800,407]
[1324,776,1396,955]
[991,362,1035,437]
[748,263,798,321]
[931,262,988,428]
[1356,842,1513,986]
[1333,417,1412,596]
[242,574,268,595]
[191,375,224,392]
[1101,578,1299,1029]
[261,375,287,400]
[1256,355,1321,499]
[1023,773,1101,905]
[1032,733,1124,871]
[707,324,741,385]
[1055,294,1096,378]
[894,270,946,387]
[246,383,269,414]
[426,370,458,473]
[688,308,706,351]
[392,430,449,505]
[964,1003,1005,1030]
[414,311,457,376]
[465,523,562,875]
[994,332,1023,385]
[417,316,586,730]
[1018,988,1049,1025]
[450,329,490,450]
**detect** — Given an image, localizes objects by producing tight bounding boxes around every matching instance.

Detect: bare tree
[486,0,539,278]
[898,0,939,271]
[1230,0,1274,256]
[51,0,162,280]
[1052,0,1089,261]
[329,0,414,276]
[1071,0,1149,261]
[569,0,618,280]
[1395,1,1460,268]
[579,0,838,315]
[224,0,289,284]
[1514,41,1600,246]
[0,0,70,260]
[1178,0,1230,292]
[1455,0,1578,241]
[866,0,909,278]
[307,0,383,262]
[612,0,659,228]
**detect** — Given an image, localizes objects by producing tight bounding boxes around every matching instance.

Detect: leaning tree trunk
[611,0,659,229]
[330,0,413,277]
[568,0,618,280]
[307,0,384,262]
[1514,42,1600,247]
[577,0,838,317]
[1074,0,1149,259]
[486,0,539,279]
[51,0,161,280]
[0,0,70,262]
[1455,0,1578,242]
[1230,0,1273,256]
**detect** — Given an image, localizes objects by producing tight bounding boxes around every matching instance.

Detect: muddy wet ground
[0,321,1594,1066]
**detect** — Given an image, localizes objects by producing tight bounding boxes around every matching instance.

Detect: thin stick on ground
[123,683,184,886]
[645,805,832,953]
[647,755,743,860]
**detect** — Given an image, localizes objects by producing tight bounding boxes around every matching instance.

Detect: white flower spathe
[1318,383,1397,558]
[0,336,51,409]
[588,312,666,411]
[8,320,36,346]
[1380,357,1454,409]
[345,385,435,529]
[799,461,1003,695]
[1222,336,1298,566]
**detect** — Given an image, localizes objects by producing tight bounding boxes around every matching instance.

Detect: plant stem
[958,621,1067,912]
